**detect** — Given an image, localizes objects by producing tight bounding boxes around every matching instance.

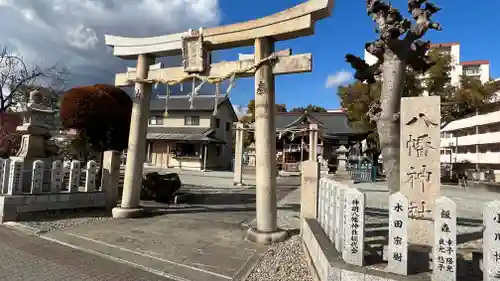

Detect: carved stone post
[112,54,155,218]
[246,37,287,244]
[101,150,121,209]
[309,123,318,161]
[300,159,320,231]
[234,122,244,186]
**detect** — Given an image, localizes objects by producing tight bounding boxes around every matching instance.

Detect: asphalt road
[0,226,175,281]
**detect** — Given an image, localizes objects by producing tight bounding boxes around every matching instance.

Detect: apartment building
[440,108,500,178]
[364,42,491,85]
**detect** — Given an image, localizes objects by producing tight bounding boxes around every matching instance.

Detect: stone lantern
[11,89,56,192]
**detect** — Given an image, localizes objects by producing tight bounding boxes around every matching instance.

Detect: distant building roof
[149,95,238,122]
[430,42,459,48]
[460,60,489,66]
[275,111,367,137]
[146,127,224,143]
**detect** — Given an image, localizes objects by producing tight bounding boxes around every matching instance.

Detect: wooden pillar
[301,135,304,162]
[203,142,208,171]
[113,54,154,218]
[309,123,318,161]
[166,142,171,168]
[234,122,244,186]
[246,37,287,244]
[146,142,151,164]
[282,138,286,171]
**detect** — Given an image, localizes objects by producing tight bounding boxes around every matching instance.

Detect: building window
[185,116,200,126]
[215,118,220,128]
[463,66,481,76]
[225,122,230,132]
[216,144,222,156]
[149,115,163,125]
[176,143,198,157]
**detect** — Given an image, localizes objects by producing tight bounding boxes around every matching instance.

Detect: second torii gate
[105,0,333,245]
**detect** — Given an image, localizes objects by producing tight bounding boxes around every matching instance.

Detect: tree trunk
[0,98,5,117]
[377,51,406,194]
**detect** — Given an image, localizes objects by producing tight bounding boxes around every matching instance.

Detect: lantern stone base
[111,207,147,219]
[245,227,288,245]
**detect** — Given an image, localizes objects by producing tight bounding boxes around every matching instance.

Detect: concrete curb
[302,218,430,281]
[2,221,46,235]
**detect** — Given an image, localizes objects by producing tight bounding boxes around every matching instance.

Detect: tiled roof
[150,95,228,111]
[146,127,224,143]
[275,112,361,135]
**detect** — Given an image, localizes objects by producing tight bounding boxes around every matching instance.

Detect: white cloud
[233,104,248,117]
[0,0,221,87]
[66,25,99,50]
[325,70,353,88]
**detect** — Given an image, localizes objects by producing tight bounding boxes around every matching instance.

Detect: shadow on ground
[18,184,299,224]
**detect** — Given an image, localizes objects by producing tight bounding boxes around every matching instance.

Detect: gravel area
[245,187,311,281]
[246,235,312,281]
[18,209,112,232]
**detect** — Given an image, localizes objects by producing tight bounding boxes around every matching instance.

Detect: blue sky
[214,0,500,110]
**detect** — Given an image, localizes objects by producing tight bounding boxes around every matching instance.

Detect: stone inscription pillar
[400,96,441,246]
[309,123,318,161]
[246,37,287,244]
[234,122,244,186]
[113,54,155,218]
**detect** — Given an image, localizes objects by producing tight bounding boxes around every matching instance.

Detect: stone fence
[0,158,107,222]
[302,177,495,281]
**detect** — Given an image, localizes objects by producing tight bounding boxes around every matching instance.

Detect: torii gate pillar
[112,54,155,218]
[246,37,288,244]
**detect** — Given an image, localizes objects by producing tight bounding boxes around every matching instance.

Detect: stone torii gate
[105,0,333,244]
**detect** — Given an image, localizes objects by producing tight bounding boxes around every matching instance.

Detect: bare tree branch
[405,0,442,43]
[366,100,381,123]
[407,40,434,73]
[365,39,385,61]
[345,54,381,84]
[367,0,411,43]
[0,45,67,111]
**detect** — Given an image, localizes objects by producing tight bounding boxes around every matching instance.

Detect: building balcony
[441,131,500,147]
[440,152,500,164]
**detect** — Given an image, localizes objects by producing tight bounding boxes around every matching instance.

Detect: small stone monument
[433,196,457,281]
[342,188,365,266]
[387,192,409,275]
[483,200,500,281]
[11,89,56,192]
[334,184,347,253]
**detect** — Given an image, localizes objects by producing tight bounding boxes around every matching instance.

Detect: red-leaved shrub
[60,84,132,151]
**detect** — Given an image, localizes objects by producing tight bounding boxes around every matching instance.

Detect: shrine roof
[275,111,366,136]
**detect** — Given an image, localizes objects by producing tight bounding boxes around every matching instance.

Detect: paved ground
[25,176,299,281]
[352,181,500,220]
[0,226,175,281]
[138,166,257,189]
